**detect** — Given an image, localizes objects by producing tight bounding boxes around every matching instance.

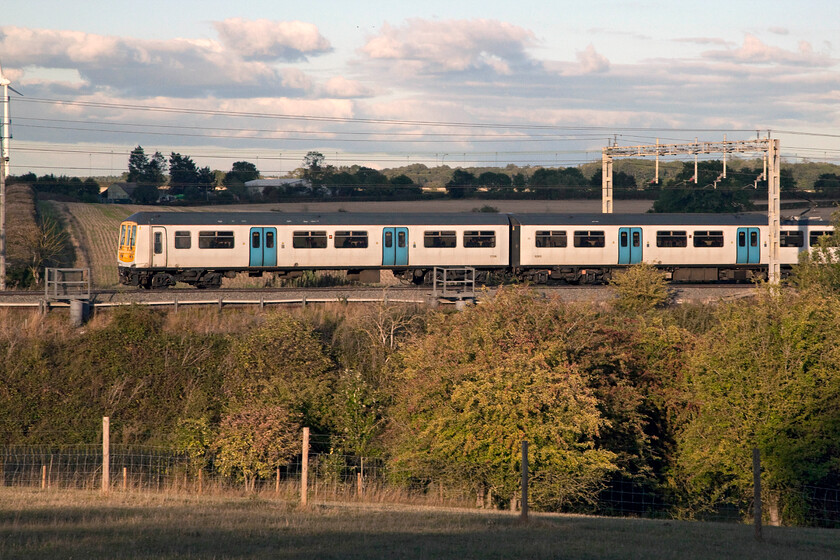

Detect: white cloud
[360,18,536,75]
[674,37,734,47]
[0,23,333,98]
[321,76,373,98]
[703,33,834,67]
[575,44,610,74]
[213,18,331,61]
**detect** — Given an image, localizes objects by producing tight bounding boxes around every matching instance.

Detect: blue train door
[382,227,409,266]
[249,227,277,267]
[618,227,643,265]
[737,227,760,264]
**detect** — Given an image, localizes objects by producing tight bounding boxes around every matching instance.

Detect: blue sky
[2,0,839,176]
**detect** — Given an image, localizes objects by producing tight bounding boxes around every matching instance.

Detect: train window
[119,225,127,247]
[398,231,406,248]
[198,231,235,249]
[265,231,274,249]
[174,231,191,249]
[464,230,496,248]
[780,231,804,247]
[536,230,566,248]
[384,231,393,248]
[573,231,605,248]
[656,231,687,248]
[809,231,836,246]
[424,231,457,248]
[251,231,261,249]
[129,225,137,248]
[693,231,724,248]
[154,232,163,255]
[335,230,368,249]
[750,231,758,247]
[292,231,327,249]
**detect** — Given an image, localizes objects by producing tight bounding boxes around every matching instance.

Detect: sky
[1,0,839,177]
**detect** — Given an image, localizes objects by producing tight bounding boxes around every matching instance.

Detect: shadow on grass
[2,491,840,560]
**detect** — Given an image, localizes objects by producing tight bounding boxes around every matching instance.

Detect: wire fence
[1,443,838,528]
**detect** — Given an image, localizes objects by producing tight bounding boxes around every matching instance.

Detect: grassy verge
[1,488,837,559]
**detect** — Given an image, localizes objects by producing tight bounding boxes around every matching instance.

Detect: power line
[17,96,769,134]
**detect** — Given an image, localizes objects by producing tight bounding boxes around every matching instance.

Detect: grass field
[49,202,189,288]
[1,488,837,560]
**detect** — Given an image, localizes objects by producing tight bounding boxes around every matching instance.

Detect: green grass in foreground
[0,489,838,560]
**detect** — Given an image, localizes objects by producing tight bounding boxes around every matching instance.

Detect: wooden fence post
[123,467,127,491]
[102,416,110,494]
[41,465,46,489]
[301,427,309,507]
[521,440,529,521]
[753,448,762,541]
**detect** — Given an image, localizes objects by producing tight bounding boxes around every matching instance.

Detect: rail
[0,295,430,311]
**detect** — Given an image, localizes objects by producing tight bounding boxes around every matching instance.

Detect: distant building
[244,178,314,198]
[102,182,138,203]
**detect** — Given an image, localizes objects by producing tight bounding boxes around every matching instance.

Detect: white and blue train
[117,211,833,288]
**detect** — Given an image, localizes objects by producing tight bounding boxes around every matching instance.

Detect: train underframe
[121,263,781,290]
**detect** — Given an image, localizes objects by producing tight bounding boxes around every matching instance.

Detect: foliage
[174,417,216,474]
[12,173,100,203]
[220,161,260,200]
[0,306,229,445]
[813,173,840,195]
[529,167,591,199]
[127,146,166,187]
[675,288,840,524]
[388,289,624,509]
[445,169,477,198]
[213,404,301,491]
[789,210,840,292]
[169,152,214,197]
[651,188,754,213]
[226,313,337,434]
[24,216,71,286]
[609,262,672,313]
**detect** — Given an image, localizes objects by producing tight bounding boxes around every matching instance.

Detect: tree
[651,188,753,213]
[609,263,672,313]
[222,161,260,200]
[590,169,637,190]
[354,166,393,197]
[168,152,199,194]
[388,289,619,509]
[445,169,476,199]
[675,288,840,524]
[127,146,166,187]
[226,314,337,433]
[302,151,327,188]
[388,174,422,197]
[529,167,590,199]
[477,171,512,196]
[214,404,301,491]
[127,146,150,183]
[814,173,840,196]
[25,216,70,286]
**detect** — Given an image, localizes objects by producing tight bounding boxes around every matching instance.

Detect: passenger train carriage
[117,211,832,288]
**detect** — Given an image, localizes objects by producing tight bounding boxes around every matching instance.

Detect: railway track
[0,283,758,308]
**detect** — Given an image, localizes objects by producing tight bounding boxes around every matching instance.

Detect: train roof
[123,211,831,228]
[123,211,512,226]
[512,213,831,227]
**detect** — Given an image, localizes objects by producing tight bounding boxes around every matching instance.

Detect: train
[117,211,833,289]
